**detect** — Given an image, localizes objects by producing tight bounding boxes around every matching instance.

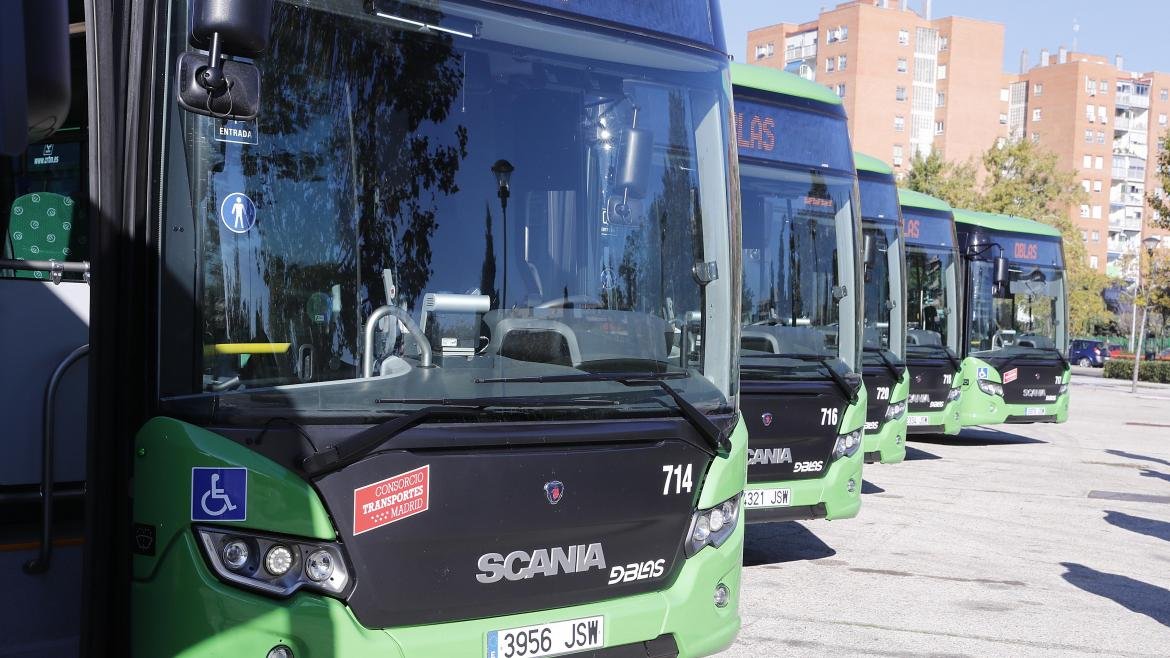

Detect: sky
[721,0,1170,75]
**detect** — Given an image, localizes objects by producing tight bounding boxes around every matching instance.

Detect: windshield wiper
[475,371,732,458]
[301,395,619,477]
[739,353,860,404]
[864,346,906,379]
[908,343,961,370]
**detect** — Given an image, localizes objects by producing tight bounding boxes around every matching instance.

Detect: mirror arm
[199,32,228,93]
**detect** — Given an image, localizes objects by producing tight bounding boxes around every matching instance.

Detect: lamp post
[1130,236,1162,394]
[491,159,514,310]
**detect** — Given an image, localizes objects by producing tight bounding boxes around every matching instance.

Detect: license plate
[487,616,603,658]
[744,487,792,509]
[1025,407,1047,416]
[907,415,931,426]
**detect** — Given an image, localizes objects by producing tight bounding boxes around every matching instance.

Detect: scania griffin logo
[544,480,565,505]
[761,412,774,427]
[914,374,923,384]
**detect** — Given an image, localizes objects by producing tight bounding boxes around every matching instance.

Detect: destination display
[996,232,1064,267]
[733,99,853,172]
[901,208,955,250]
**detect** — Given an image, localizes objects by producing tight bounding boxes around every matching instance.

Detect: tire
[1078,357,1091,367]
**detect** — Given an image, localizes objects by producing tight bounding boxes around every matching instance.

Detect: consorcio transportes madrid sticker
[352,465,430,535]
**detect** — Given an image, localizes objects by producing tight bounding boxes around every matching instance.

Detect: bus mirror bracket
[993,256,1011,297]
[176,0,274,120]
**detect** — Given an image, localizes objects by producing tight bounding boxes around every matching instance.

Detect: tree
[901,150,980,209]
[1147,129,1170,230]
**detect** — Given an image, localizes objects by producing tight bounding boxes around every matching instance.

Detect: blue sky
[721,0,1169,74]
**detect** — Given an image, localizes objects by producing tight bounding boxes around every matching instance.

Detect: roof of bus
[952,208,1063,238]
[730,63,842,107]
[854,152,893,175]
[897,188,953,213]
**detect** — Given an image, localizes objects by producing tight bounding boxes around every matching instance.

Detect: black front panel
[999,361,1066,405]
[861,365,898,433]
[740,380,846,483]
[905,358,957,412]
[312,420,712,628]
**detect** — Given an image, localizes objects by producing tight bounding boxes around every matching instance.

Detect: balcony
[1116,92,1151,109]
[784,45,817,61]
[1110,193,1146,207]
[1108,211,1144,232]
[1114,117,1149,132]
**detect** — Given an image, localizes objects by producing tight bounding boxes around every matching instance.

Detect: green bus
[953,209,1071,426]
[2,2,748,656]
[855,153,909,464]
[732,64,866,523]
[897,189,963,435]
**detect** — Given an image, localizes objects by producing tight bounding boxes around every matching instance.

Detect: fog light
[265,545,294,577]
[846,478,856,493]
[221,539,250,571]
[895,434,903,445]
[713,583,730,608]
[988,404,996,414]
[305,550,335,582]
[267,646,293,658]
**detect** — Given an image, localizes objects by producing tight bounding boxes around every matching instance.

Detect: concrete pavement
[721,373,1170,657]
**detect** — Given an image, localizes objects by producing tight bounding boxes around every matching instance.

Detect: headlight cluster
[685,494,741,557]
[196,526,351,598]
[977,379,1003,397]
[832,429,862,460]
[884,400,907,420]
[1058,383,1069,395]
[946,387,962,402]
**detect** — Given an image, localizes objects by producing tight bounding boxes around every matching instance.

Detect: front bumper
[862,412,907,464]
[133,521,744,658]
[956,383,1070,426]
[904,398,961,436]
[744,451,862,523]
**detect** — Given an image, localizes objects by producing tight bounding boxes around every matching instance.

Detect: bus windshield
[739,162,859,380]
[902,207,959,359]
[966,233,1067,356]
[858,172,904,361]
[156,0,736,421]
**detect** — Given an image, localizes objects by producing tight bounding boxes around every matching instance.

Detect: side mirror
[616,108,652,199]
[862,233,877,282]
[176,0,274,120]
[993,255,1010,297]
[0,1,70,156]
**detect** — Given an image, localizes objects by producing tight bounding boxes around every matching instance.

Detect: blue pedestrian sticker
[220,192,257,234]
[191,467,247,521]
[976,366,989,380]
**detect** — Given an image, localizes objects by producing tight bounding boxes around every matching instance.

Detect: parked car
[1106,343,1124,358]
[1069,339,1108,367]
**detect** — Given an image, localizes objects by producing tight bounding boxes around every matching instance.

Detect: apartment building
[747,0,1006,173]
[1012,50,1170,275]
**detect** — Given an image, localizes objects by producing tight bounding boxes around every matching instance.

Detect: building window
[1094,180,1102,192]
[754,43,774,60]
[1095,156,1104,170]
[1099,79,1109,94]
[999,113,1008,124]
[893,144,904,167]
[896,86,907,101]
[898,29,909,45]
[937,91,946,106]
[1085,77,1096,94]
[1000,87,1010,102]
[897,58,908,73]
[1084,129,1093,143]
[826,26,848,43]
[1162,88,1169,101]
[836,83,846,98]
[935,121,945,135]
[1081,230,1088,241]
[838,55,847,71]
[1096,131,1106,144]
[937,65,947,80]
[825,57,835,73]
[1086,105,1095,122]
[996,137,1007,148]
[1092,230,1100,241]
[894,115,905,132]
[1098,105,1107,122]
[1032,108,1042,121]
[1090,255,1099,269]
[1092,205,1102,219]
[1033,83,1044,95]
[1080,204,1090,218]
[1081,179,1091,192]
[1160,113,1168,126]
[939,36,949,51]
[1083,155,1093,168]
[1031,132,1040,143]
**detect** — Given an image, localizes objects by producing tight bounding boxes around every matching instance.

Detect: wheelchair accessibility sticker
[191,467,247,521]
[977,367,989,380]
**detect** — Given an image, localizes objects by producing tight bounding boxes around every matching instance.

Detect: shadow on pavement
[1106,449,1170,468]
[861,480,885,494]
[744,521,836,566]
[913,427,1046,446]
[1141,469,1170,484]
[1060,562,1170,627]
[903,445,942,461]
[1104,511,1170,542]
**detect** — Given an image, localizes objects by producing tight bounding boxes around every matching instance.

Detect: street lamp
[1131,236,1162,393]
[491,159,514,310]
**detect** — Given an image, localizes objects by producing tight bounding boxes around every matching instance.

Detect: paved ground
[720,374,1170,657]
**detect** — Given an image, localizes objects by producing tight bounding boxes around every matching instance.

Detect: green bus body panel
[952,208,1062,238]
[132,417,335,581]
[744,387,867,520]
[897,188,953,213]
[730,62,841,106]
[956,357,1071,426]
[131,416,750,657]
[862,370,909,464]
[853,151,893,176]
[907,399,962,435]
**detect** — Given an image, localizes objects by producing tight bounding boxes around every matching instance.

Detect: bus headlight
[946,387,962,402]
[1058,383,1069,395]
[685,494,741,557]
[832,430,862,460]
[977,379,1003,397]
[884,400,906,420]
[196,526,351,598]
